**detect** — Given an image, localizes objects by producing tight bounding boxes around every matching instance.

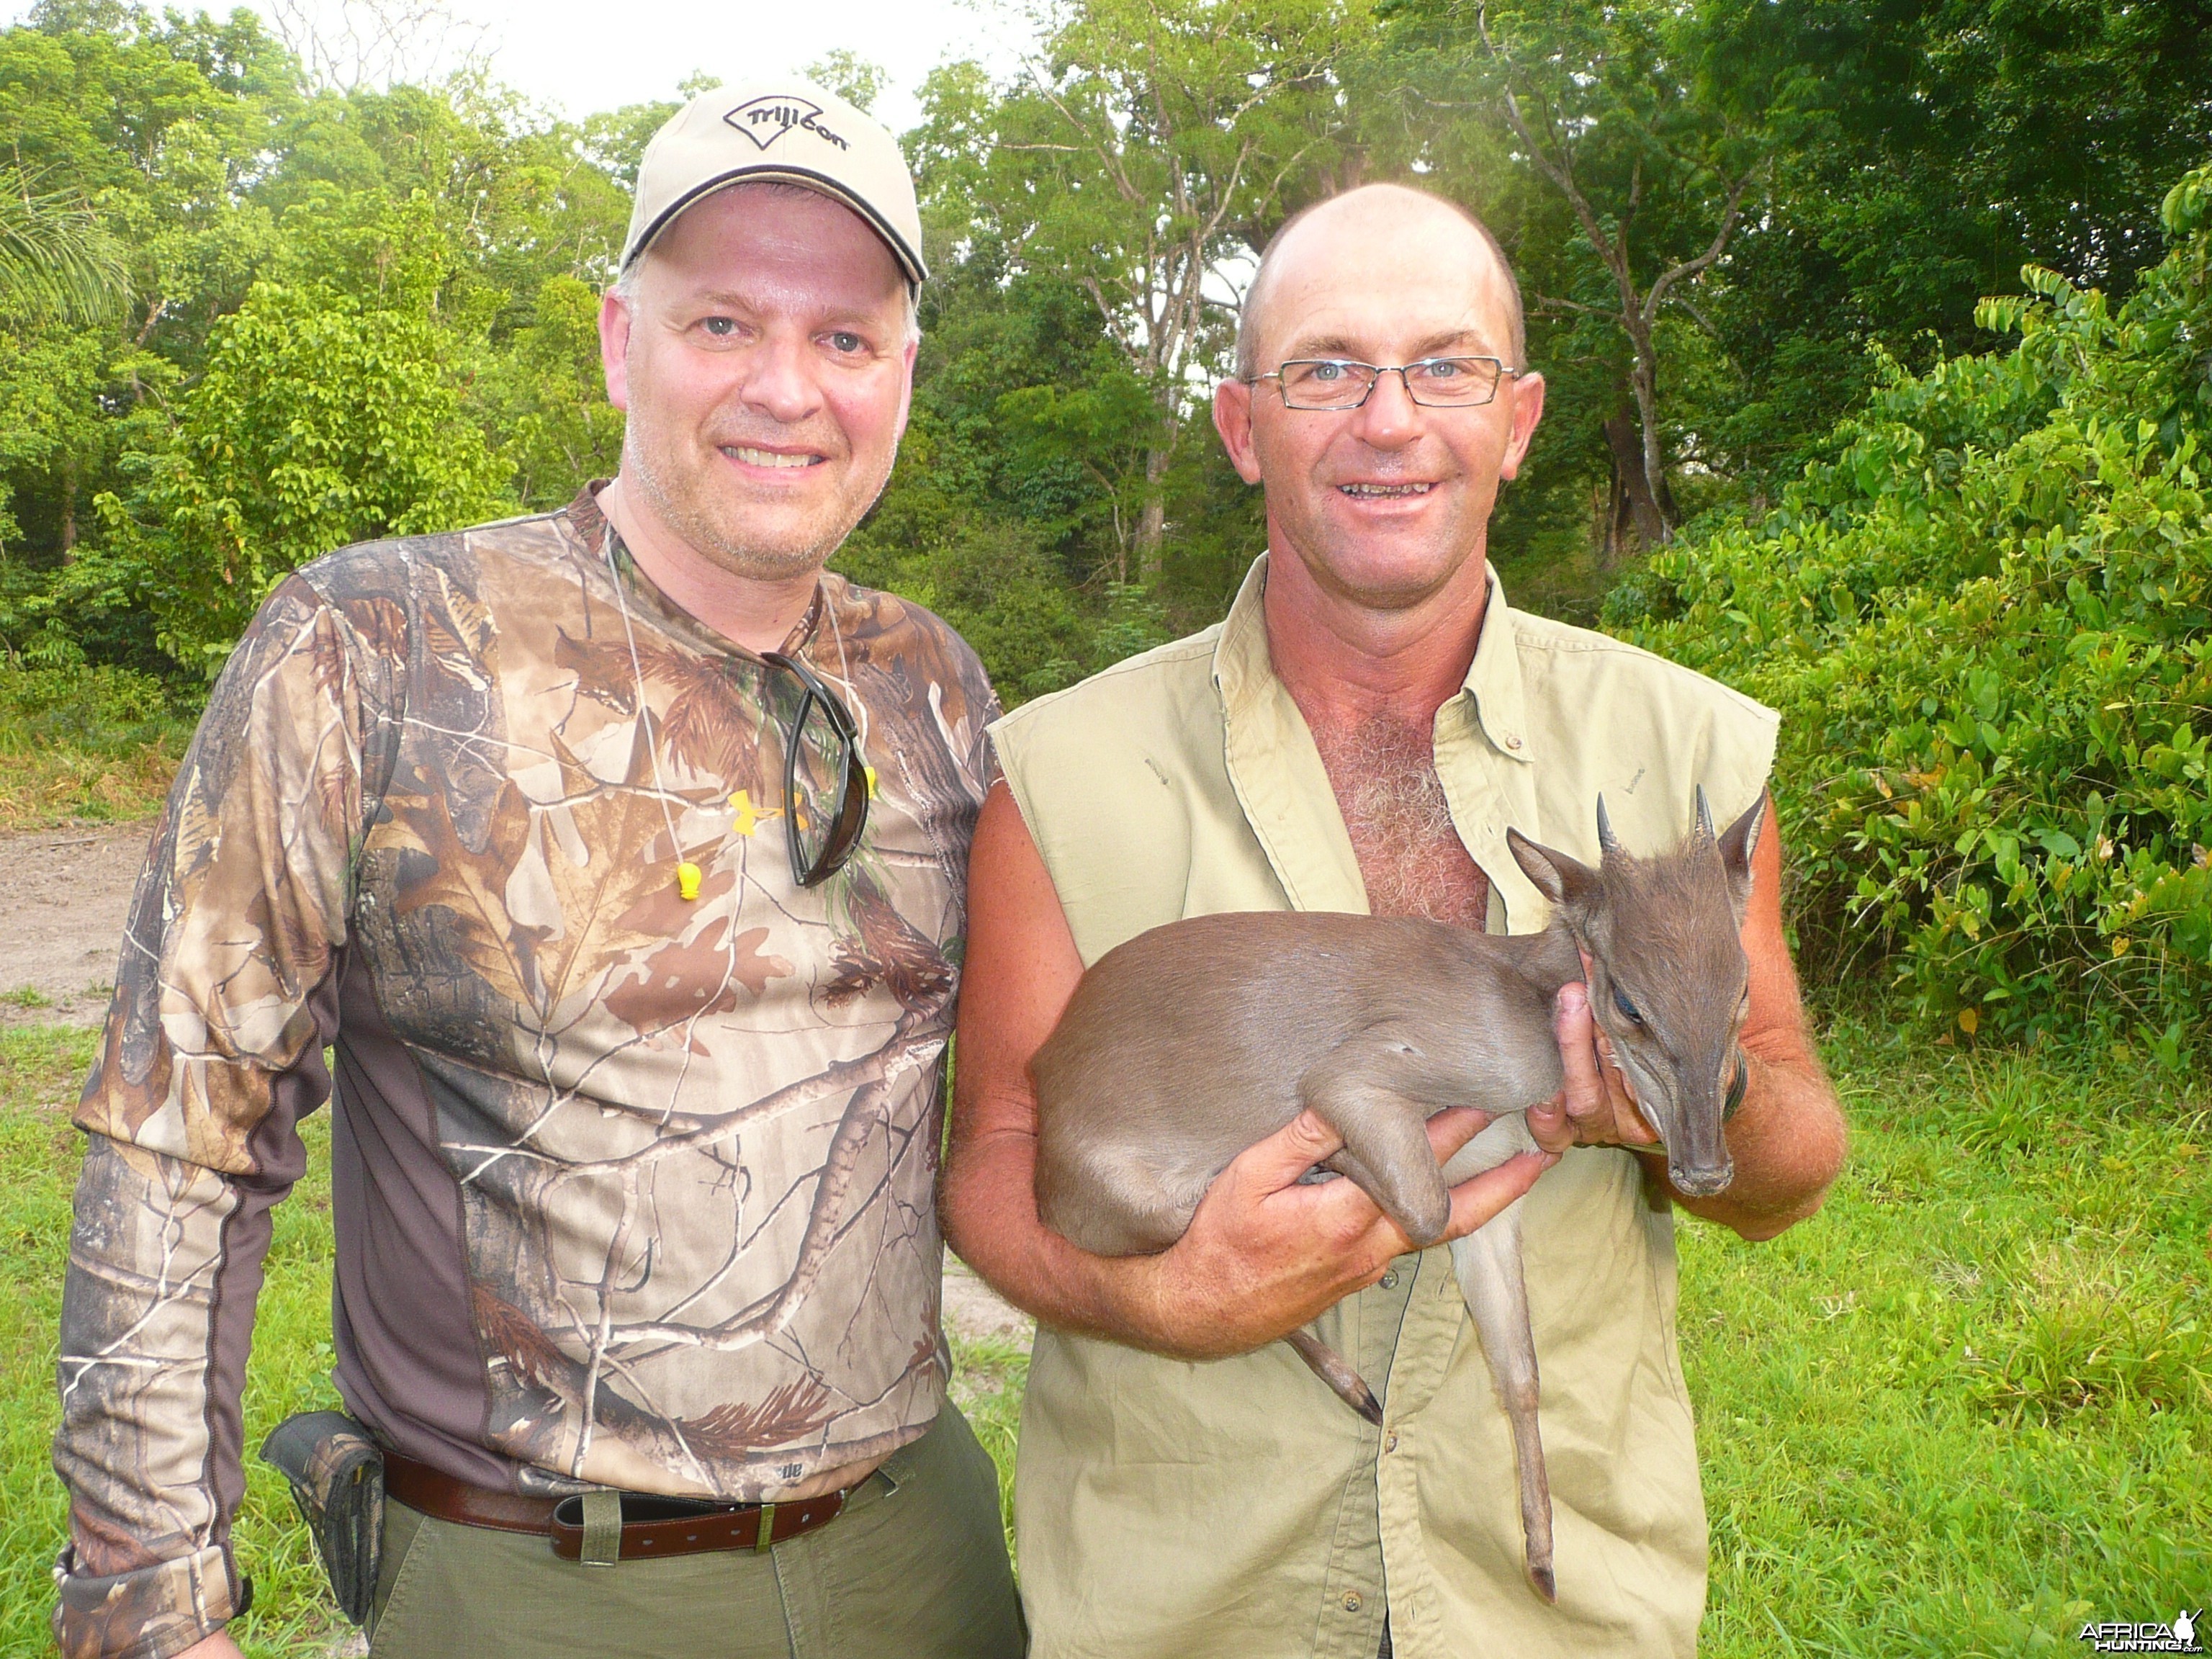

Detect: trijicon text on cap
[724,96,850,153]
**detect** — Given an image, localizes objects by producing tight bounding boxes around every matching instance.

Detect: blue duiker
[1031,789,1765,1602]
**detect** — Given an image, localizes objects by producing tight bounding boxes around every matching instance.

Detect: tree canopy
[1,0,2207,1046]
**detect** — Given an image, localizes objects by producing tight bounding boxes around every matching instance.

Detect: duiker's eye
[1612,985,1645,1025]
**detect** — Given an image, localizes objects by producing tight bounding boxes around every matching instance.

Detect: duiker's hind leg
[1450,1199,1557,1603]
[1284,1328,1382,1424]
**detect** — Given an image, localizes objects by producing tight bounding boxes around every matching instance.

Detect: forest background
[5,0,2211,1051]
[1,0,2208,1650]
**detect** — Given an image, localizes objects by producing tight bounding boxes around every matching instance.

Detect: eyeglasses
[1247,356,1521,411]
[763,650,871,888]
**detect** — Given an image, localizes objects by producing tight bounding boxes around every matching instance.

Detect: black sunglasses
[763,650,871,889]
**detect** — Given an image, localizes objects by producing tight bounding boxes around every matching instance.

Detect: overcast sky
[6,0,1035,132]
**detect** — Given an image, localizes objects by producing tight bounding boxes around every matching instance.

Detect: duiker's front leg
[1449,1195,1557,1603]
[1299,1043,1456,1247]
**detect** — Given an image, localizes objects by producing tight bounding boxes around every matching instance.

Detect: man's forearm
[1655,1046,1846,1239]
[53,1136,272,1659]
[941,1124,1169,1349]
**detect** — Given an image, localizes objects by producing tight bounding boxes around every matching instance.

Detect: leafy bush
[1606,162,2212,1059]
[90,203,515,671]
[0,660,166,727]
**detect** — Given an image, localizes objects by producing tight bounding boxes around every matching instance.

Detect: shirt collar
[1210,556,1370,914]
[1460,567,1533,765]
[575,482,829,664]
[1214,553,1534,766]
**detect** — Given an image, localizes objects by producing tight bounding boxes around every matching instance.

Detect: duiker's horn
[1694,784,1716,843]
[1595,794,1624,858]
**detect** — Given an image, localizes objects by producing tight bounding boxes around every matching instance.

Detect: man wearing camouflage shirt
[51,81,1024,1659]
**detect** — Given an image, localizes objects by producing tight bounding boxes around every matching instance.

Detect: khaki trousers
[367,1406,1024,1658]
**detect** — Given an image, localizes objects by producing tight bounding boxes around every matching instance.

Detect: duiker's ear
[1508,827,1601,914]
[1717,791,1768,924]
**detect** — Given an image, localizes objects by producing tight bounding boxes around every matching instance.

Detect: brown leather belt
[382,1450,849,1563]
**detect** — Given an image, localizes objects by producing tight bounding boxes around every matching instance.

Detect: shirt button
[1379,1270,1399,1290]
[1506,734,1524,751]
[1341,1591,1363,1613]
[1385,1433,1399,1452]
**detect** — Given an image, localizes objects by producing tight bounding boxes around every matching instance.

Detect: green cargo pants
[367,1405,1025,1658]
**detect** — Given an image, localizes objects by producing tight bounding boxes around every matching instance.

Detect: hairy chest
[1306,712,1491,930]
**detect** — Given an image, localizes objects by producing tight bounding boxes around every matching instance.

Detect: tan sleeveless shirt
[990,557,1779,1659]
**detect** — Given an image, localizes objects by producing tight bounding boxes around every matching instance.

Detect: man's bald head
[1233,184,1526,379]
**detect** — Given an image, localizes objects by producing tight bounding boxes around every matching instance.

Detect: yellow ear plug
[676,860,703,901]
[863,764,878,799]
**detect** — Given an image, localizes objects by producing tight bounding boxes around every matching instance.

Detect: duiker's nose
[1665,1075,1737,1197]
[1669,1153,1735,1198]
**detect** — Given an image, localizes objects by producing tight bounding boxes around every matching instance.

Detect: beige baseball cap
[621,79,928,286]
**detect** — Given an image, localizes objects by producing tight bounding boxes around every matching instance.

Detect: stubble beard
[624,424,887,584]
[1277,491,1484,612]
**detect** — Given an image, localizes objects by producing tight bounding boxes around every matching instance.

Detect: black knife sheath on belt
[260,1411,385,1625]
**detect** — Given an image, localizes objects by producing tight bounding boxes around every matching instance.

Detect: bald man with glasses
[944,181,1845,1658]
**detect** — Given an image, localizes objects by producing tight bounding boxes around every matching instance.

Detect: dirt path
[0,819,154,1027]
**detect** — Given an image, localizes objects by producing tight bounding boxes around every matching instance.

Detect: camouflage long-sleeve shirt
[51,488,1000,1659]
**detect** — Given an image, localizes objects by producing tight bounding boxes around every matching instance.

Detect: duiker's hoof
[1528,1562,1557,1603]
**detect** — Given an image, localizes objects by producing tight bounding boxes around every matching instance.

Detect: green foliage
[0,659,188,827]
[0,165,130,327]
[1606,163,2212,1053]
[834,258,1186,699]
[805,49,889,113]
[1701,0,2212,487]
[475,274,628,510]
[0,4,651,678]
[911,0,1359,584]
[945,1322,1029,1552]
[96,267,514,666]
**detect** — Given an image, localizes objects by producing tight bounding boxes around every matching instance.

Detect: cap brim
[622,167,928,287]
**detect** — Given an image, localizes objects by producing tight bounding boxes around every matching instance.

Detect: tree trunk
[1134,408,1176,585]
[1624,340,1675,544]
[59,459,78,562]
[1601,410,1665,555]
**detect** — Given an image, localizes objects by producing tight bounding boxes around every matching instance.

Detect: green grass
[0,663,189,832]
[1689,1020,2210,1656]
[1,1020,2203,1653]
[947,1327,1030,1554]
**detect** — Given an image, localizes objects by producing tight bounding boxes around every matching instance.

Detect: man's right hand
[1127,1105,1557,1359]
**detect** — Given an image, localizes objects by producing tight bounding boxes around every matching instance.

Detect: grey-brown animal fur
[1031,790,1766,1603]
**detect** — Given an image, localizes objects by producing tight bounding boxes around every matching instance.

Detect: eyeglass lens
[765,652,871,889]
[786,693,858,882]
[1278,357,1504,409]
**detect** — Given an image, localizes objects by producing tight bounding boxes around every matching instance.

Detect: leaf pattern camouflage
[52,488,999,1658]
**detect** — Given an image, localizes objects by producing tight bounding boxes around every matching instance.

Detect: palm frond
[0,169,132,328]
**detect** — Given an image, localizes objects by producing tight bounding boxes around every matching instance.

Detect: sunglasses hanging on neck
[762,649,873,889]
